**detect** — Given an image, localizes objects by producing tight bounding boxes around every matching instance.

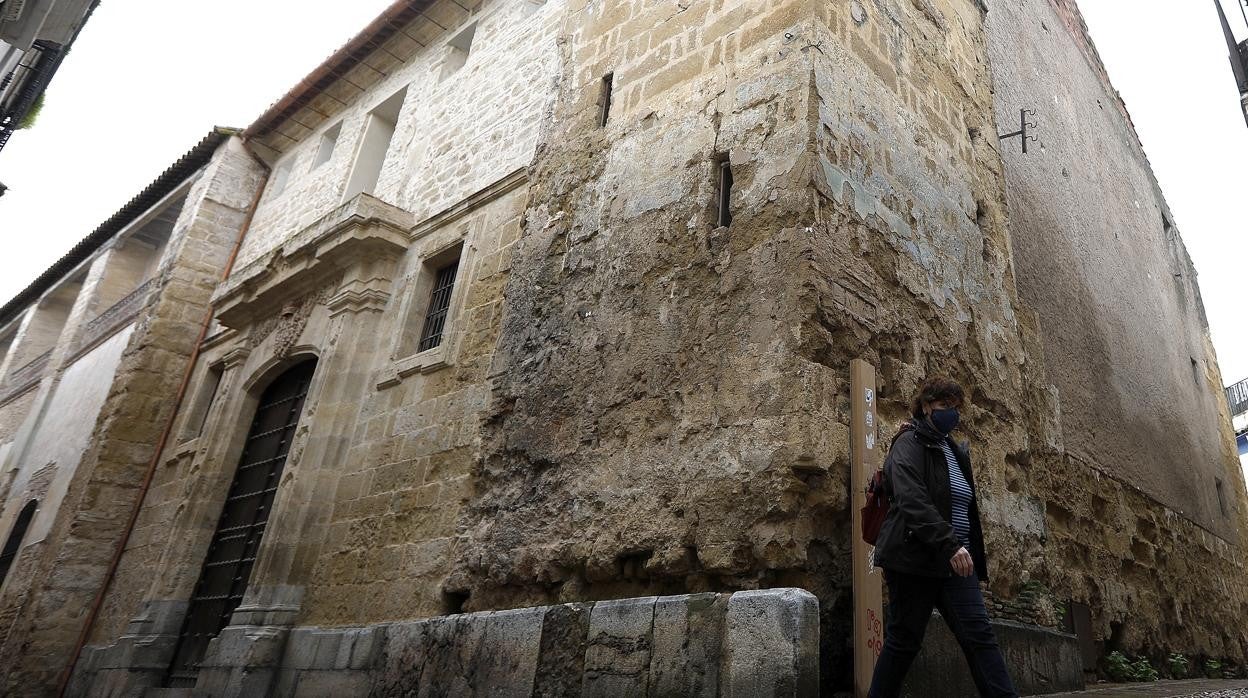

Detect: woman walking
[868,377,1018,698]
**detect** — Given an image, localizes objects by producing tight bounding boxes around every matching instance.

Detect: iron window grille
[417,259,460,352]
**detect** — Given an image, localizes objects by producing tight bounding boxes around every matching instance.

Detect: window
[269,160,292,197]
[715,155,734,228]
[599,73,614,127]
[343,87,407,201]
[0,500,37,589]
[442,22,478,79]
[313,122,342,168]
[1216,478,1229,517]
[180,363,223,442]
[418,256,461,353]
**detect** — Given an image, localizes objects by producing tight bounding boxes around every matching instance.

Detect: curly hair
[909,377,966,418]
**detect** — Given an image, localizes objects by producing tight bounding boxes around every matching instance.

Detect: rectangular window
[599,73,614,127]
[343,87,407,200]
[314,122,342,168]
[1216,478,1229,517]
[180,363,223,442]
[442,22,478,79]
[716,156,734,227]
[269,160,292,197]
[418,258,461,353]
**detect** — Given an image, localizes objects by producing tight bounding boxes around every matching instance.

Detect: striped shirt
[941,440,973,545]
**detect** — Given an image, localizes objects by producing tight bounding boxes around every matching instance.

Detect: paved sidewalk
[1042,678,1248,697]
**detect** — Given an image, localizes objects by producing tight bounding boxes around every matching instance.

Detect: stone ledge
[213,194,414,329]
[71,589,822,696]
[903,616,1084,697]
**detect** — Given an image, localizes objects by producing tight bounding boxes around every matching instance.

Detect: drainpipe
[56,141,271,697]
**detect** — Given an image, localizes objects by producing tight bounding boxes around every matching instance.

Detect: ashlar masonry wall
[0,138,267,695]
[238,0,558,270]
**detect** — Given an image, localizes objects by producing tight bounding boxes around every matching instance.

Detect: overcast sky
[0,0,1245,385]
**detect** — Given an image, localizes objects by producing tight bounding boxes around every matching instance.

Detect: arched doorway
[165,359,317,687]
[0,500,38,589]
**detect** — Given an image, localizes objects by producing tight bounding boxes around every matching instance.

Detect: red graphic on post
[866,608,884,657]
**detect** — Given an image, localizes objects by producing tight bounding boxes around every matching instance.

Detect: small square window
[314,122,342,168]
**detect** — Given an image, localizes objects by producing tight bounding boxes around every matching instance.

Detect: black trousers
[867,569,1018,698]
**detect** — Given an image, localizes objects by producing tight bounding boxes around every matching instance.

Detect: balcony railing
[1,348,51,398]
[0,40,63,153]
[75,278,155,354]
[1227,377,1248,418]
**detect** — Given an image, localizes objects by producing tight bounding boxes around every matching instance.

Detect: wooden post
[851,359,884,698]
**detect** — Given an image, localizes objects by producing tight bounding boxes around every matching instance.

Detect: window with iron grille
[418,258,460,352]
[164,359,317,688]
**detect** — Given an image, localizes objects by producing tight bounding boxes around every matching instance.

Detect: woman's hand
[950,547,973,577]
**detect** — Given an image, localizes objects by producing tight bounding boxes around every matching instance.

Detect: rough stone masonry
[0,0,1242,695]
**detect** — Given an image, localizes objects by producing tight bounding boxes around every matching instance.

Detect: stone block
[582,596,657,697]
[533,602,592,697]
[372,607,543,696]
[311,630,343,669]
[723,588,820,698]
[649,593,727,698]
[284,627,319,670]
[292,669,371,697]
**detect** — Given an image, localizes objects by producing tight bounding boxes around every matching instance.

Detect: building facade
[0,0,97,152]
[0,0,1242,695]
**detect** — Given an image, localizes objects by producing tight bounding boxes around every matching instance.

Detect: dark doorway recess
[165,359,317,687]
[0,499,38,588]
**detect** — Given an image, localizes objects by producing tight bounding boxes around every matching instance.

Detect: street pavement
[1042,678,1248,697]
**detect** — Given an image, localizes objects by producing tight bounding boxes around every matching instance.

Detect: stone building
[0,0,1243,695]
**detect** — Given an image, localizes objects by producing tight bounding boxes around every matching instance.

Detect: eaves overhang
[0,126,239,330]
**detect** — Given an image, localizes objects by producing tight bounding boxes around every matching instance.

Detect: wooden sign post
[851,359,884,698]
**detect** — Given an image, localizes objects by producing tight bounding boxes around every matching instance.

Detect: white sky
[0,0,1245,386]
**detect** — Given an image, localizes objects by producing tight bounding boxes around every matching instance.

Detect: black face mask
[930,408,960,435]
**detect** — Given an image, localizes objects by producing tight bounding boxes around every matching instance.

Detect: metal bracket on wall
[998,109,1040,154]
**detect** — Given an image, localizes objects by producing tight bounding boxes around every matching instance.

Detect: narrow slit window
[314,122,342,168]
[1216,478,1229,517]
[418,258,461,353]
[599,73,614,127]
[716,156,734,228]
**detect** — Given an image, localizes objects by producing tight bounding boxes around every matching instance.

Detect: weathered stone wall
[0,139,266,695]
[984,0,1248,662]
[40,0,1248,695]
[429,0,1042,692]
[237,0,559,270]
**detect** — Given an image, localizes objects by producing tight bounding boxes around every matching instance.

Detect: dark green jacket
[872,419,989,581]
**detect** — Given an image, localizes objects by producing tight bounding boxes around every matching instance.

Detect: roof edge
[241,0,435,144]
[0,126,239,331]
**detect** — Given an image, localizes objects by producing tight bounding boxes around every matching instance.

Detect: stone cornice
[214,194,414,329]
